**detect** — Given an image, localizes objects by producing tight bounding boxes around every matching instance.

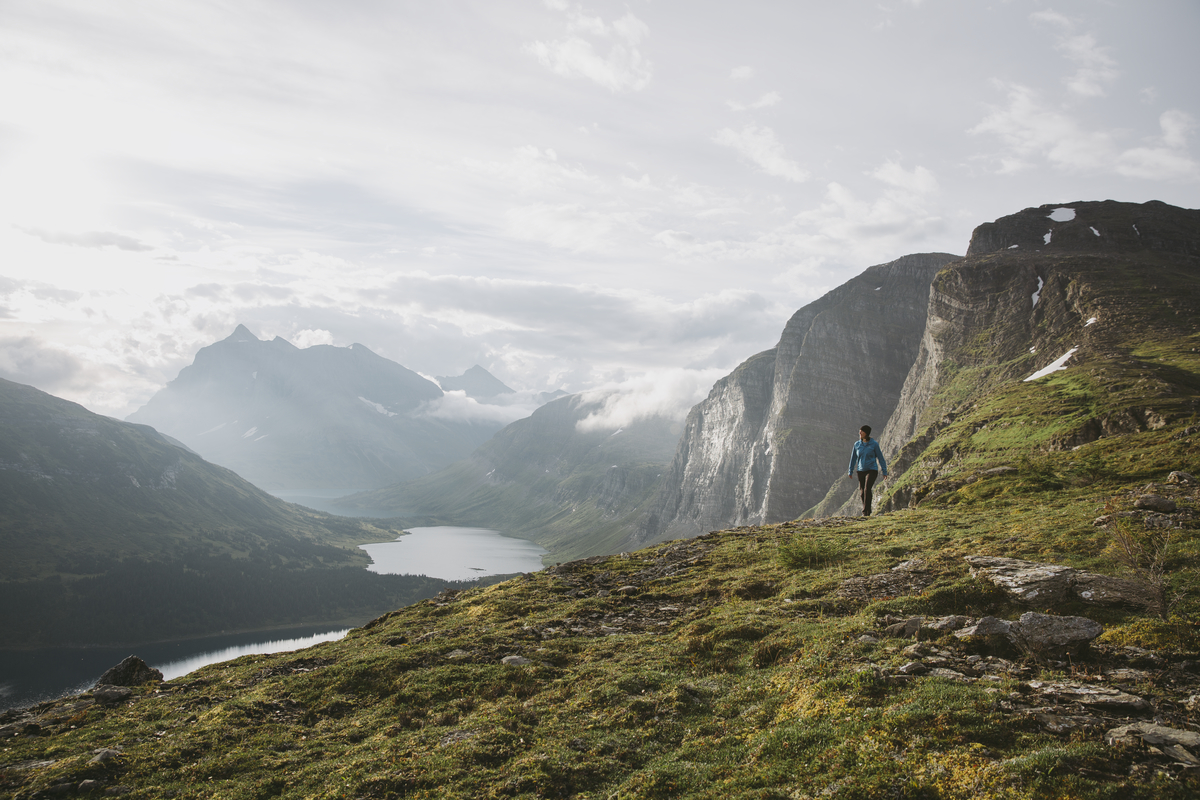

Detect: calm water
[0,626,346,712]
[360,526,547,581]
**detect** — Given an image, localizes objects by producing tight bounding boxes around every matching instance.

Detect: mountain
[811,199,1200,517]
[435,365,515,400]
[633,253,961,543]
[126,326,505,497]
[0,378,469,646]
[334,394,681,561]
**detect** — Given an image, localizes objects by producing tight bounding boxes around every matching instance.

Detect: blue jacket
[849,438,888,476]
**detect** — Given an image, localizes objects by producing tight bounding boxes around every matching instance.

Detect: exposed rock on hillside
[633,253,960,542]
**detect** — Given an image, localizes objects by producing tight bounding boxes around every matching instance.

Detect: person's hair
[860,425,871,436]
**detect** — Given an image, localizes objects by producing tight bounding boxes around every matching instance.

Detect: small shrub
[779,537,849,570]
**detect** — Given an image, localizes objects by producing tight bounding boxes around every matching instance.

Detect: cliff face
[633,253,960,543]
[808,200,1200,516]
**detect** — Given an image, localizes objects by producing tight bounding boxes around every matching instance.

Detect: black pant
[856,469,878,515]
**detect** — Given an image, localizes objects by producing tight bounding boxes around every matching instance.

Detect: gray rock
[92,686,133,705]
[1009,612,1102,661]
[857,634,880,644]
[444,649,470,660]
[927,668,968,681]
[964,556,1075,604]
[1027,681,1149,712]
[1134,494,1177,513]
[898,661,928,675]
[1167,471,1195,485]
[883,617,923,638]
[500,655,532,666]
[616,585,638,595]
[96,656,162,687]
[965,555,1159,610]
[955,616,1013,639]
[1106,722,1200,750]
[924,615,971,633]
[1070,573,1162,610]
[89,749,122,764]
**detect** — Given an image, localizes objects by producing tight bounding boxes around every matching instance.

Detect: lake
[0,625,347,712]
[360,526,547,581]
[1,527,546,711]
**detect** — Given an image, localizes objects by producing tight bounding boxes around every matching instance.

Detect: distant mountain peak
[227,324,260,343]
[436,365,515,400]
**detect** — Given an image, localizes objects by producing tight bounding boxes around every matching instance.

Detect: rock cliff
[812,199,1200,515]
[632,253,960,543]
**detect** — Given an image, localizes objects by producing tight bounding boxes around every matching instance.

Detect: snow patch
[1029,347,1037,354]
[242,427,258,438]
[1043,231,1053,245]
[198,422,227,436]
[609,428,624,437]
[1090,227,1100,236]
[253,434,269,442]
[1133,224,1140,236]
[1031,276,1044,308]
[874,286,881,290]
[1024,347,1079,382]
[1048,207,1076,222]
[1008,244,1020,249]
[1085,317,1097,326]
[359,396,397,417]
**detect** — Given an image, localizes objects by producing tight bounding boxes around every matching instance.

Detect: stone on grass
[1106,722,1200,750]
[89,749,122,765]
[501,655,532,666]
[883,618,922,639]
[1134,494,1177,513]
[1008,612,1102,661]
[1071,573,1162,610]
[1028,681,1149,713]
[1167,471,1195,485]
[92,686,132,706]
[955,616,1013,639]
[964,556,1074,604]
[96,656,162,687]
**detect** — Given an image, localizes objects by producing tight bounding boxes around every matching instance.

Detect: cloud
[971,84,1199,179]
[524,10,652,92]
[0,335,84,390]
[713,124,809,182]
[870,161,938,195]
[574,367,728,432]
[1031,10,1117,98]
[727,91,782,111]
[292,328,334,348]
[729,66,754,80]
[413,389,538,426]
[18,227,154,251]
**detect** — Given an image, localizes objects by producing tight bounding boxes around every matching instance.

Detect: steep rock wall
[632,252,960,543]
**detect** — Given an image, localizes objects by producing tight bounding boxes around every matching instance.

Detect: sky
[0,0,1196,425]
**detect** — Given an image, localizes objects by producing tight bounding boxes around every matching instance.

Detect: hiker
[848,425,888,516]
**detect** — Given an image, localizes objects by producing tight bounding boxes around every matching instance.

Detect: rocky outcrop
[965,555,1163,611]
[633,253,959,542]
[96,656,163,687]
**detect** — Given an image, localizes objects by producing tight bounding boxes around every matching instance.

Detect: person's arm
[848,442,856,476]
[875,441,888,477]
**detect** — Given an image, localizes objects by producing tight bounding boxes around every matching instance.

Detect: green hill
[0,379,474,646]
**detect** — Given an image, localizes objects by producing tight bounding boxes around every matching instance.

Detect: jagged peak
[225,324,260,343]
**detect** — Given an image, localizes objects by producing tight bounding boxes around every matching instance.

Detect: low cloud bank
[574,367,726,432]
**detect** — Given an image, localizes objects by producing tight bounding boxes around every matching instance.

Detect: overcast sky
[0,0,1196,422]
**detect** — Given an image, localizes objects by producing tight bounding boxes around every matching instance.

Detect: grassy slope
[3,415,1198,798]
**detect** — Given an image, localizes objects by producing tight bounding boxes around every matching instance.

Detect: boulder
[1167,471,1195,485]
[1106,722,1200,750]
[96,656,162,688]
[1134,494,1177,513]
[883,617,923,639]
[956,616,1013,638]
[965,555,1159,610]
[501,655,532,666]
[964,556,1074,604]
[1008,612,1102,661]
[1027,681,1150,713]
